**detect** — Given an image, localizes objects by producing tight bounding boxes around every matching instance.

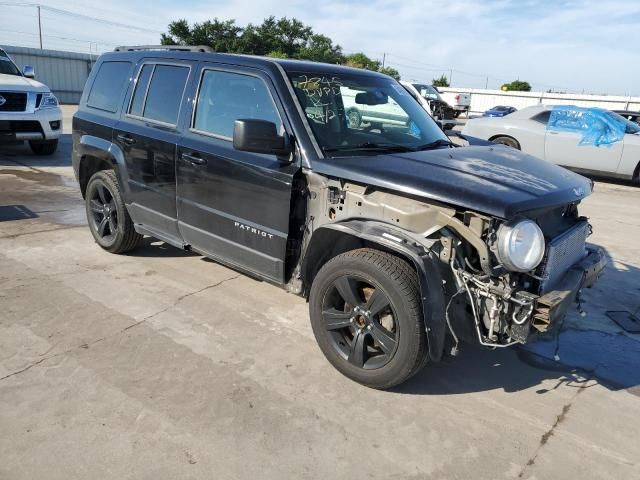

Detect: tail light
[454,94,460,101]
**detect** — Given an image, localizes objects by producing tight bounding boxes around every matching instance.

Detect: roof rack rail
[114,45,214,53]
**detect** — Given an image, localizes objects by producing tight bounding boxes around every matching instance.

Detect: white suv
[0,47,62,155]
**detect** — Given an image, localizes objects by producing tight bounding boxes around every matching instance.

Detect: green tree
[344,52,380,71]
[298,34,344,64]
[501,80,532,92]
[379,66,400,80]
[432,74,450,87]
[161,18,242,52]
[162,16,344,64]
[344,53,400,79]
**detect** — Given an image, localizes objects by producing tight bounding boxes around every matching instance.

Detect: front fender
[304,220,448,361]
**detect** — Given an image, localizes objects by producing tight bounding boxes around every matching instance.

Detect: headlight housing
[39,92,59,109]
[495,219,545,272]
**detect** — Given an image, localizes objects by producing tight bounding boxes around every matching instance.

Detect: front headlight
[39,92,58,109]
[495,219,545,272]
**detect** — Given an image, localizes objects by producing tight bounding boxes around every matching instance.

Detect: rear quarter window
[87,61,132,113]
[532,110,551,124]
[128,64,190,125]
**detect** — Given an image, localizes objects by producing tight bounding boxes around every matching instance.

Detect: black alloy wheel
[309,249,428,389]
[89,181,118,243]
[322,274,399,370]
[84,170,142,253]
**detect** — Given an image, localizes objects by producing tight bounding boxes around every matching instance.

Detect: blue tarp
[547,105,626,147]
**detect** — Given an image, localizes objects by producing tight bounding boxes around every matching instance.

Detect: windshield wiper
[322,142,416,154]
[413,139,455,151]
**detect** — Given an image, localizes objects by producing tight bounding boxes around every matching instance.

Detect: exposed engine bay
[302,174,605,355]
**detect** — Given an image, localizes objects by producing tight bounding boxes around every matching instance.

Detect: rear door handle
[116,134,135,145]
[181,152,207,165]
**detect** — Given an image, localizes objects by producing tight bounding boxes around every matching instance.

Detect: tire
[492,135,521,150]
[309,248,427,389]
[454,111,461,118]
[85,169,142,254]
[346,108,362,128]
[29,139,58,155]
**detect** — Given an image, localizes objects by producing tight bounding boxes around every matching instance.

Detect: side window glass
[142,65,189,125]
[129,64,153,117]
[193,70,282,139]
[532,111,551,125]
[87,61,131,113]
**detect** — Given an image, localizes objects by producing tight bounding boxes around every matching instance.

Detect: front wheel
[309,248,427,389]
[85,170,142,253]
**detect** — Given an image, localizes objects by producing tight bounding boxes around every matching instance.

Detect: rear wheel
[85,170,142,253]
[309,248,427,389]
[492,135,521,150]
[29,139,58,155]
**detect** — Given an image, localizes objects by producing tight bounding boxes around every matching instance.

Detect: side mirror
[23,65,35,78]
[233,119,291,158]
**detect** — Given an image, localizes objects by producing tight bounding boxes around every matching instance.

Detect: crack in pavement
[139,273,242,323]
[0,274,242,382]
[517,385,587,478]
[0,225,86,240]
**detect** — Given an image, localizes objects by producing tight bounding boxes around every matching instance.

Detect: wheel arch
[488,133,521,149]
[75,135,129,198]
[633,160,640,183]
[302,220,447,361]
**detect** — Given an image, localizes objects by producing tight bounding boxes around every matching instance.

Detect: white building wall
[438,87,640,115]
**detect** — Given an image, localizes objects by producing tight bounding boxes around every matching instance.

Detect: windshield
[605,111,640,134]
[0,56,21,76]
[288,72,449,157]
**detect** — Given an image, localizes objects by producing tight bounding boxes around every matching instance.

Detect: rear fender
[75,135,130,197]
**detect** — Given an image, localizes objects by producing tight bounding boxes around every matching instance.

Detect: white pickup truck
[438,89,471,117]
[0,47,62,154]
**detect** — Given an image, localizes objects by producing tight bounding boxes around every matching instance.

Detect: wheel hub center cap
[354,314,367,328]
[351,306,370,329]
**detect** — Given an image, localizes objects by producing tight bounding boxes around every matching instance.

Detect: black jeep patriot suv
[73,46,605,388]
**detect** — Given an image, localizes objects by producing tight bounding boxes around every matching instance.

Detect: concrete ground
[1,106,639,479]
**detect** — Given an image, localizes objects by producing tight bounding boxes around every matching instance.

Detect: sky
[0,0,638,96]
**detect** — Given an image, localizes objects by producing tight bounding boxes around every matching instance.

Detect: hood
[0,73,49,92]
[312,145,592,219]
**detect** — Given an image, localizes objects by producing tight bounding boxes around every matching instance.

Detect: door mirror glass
[23,65,35,78]
[233,119,291,158]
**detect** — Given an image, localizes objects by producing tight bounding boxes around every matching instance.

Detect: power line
[0,2,164,34]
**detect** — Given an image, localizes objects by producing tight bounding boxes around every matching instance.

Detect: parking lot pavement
[1,110,640,479]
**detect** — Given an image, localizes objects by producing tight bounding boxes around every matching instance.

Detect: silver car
[463,104,640,183]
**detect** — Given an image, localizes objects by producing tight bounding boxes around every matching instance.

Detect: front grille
[0,120,43,133]
[537,221,589,293]
[0,92,27,112]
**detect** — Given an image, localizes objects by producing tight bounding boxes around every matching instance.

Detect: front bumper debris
[530,246,607,333]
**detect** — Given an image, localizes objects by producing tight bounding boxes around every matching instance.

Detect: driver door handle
[181,152,207,165]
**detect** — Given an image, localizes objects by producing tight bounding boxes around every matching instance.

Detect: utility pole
[37,5,43,49]
[449,68,453,86]
[485,76,489,89]
[381,53,386,68]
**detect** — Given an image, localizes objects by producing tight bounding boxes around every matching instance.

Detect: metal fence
[2,45,96,104]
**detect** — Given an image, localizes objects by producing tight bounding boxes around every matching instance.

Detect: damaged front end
[440,207,607,353]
